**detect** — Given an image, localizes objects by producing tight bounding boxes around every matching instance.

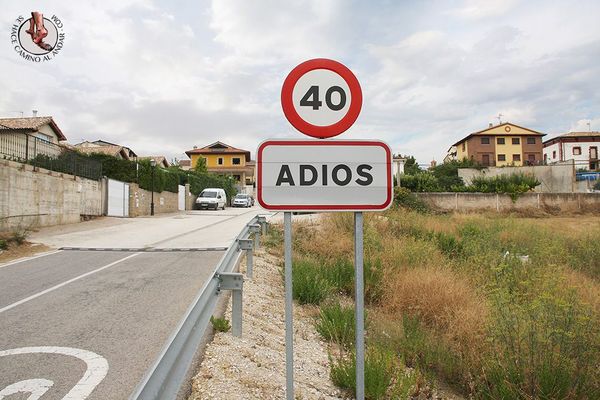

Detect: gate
[178,185,185,211]
[107,179,130,217]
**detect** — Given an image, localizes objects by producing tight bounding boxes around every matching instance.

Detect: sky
[1,0,599,166]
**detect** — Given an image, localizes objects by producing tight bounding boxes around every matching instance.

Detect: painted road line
[0,250,63,270]
[0,346,109,400]
[148,209,257,247]
[58,247,229,252]
[0,253,140,315]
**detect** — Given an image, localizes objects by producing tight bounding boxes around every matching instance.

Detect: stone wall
[416,192,600,213]
[0,159,103,231]
[458,161,576,193]
[128,182,180,217]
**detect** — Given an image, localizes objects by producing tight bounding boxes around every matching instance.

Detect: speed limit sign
[281,58,362,139]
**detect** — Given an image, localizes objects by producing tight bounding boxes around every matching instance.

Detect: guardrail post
[257,216,267,235]
[249,224,261,250]
[216,272,244,337]
[238,238,254,279]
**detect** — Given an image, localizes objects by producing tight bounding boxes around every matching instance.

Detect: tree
[402,155,421,175]
[431,158,481,191]
[194,157,207,173]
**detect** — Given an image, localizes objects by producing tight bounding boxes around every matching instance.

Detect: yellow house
[185,141,255,185]
[447,122,545,167]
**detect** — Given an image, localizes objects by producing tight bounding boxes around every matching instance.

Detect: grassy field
[264,210,600,399]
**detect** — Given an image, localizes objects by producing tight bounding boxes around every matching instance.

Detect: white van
[195,188,227,210]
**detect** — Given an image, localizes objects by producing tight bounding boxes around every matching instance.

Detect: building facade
[185,141,255,185]
[448,122,545,167]
[543,132,600,171]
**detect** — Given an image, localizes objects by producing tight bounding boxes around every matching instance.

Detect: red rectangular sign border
[257,139,393,211]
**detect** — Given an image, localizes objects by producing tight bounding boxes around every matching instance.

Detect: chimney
[489,122,493,128]
[32,110,38,117]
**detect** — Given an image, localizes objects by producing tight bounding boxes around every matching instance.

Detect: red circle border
[281,58,362,139]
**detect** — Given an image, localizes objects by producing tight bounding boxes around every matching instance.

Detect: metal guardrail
[130,214,266,400]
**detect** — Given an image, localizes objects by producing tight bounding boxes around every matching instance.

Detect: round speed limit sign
[281,58,362,139]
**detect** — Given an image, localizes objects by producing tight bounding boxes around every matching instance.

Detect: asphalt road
[0,207,264,399]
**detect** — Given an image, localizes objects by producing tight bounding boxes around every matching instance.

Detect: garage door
[107,179,130,217]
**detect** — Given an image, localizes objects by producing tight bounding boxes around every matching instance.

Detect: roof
[139,156,170,168]
[185,141,251,161]
[74,140,138,158]
[452,122,546,146]
[543,131,600,145]
[0,116,67,140]
[178,160,191,167]
[76,145,130,159]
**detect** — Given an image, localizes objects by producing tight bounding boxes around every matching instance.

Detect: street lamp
[150,159,156,216]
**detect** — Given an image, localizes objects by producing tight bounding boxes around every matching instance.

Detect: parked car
[232,193,252,208]
[195,188,227,210]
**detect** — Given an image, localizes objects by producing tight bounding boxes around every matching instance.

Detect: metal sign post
[354,212,365,399]
[284,211,294,400]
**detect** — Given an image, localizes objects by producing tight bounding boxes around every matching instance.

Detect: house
[543,131,600,171]
[74,140,138,160]
[138,156,170,168]
[185,141,255,186]
[448,122,545,167]
[0,116,67,160]
[177,159,192,170]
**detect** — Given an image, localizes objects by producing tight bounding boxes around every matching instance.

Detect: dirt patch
[0,241,53,264]
[188,250,346,400]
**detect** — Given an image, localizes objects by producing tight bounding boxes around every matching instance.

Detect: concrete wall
[458,161,576,192]
[416,192,600,213]
[128,182,180,217]
[0,159,102,231]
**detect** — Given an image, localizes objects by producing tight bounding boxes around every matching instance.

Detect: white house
[543,132,600,171]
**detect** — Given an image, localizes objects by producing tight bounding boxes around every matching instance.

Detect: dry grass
[381,266,488,348]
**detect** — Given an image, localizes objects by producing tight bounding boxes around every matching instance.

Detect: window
[481,137,490,145]
[590,147,598,159]
[498,154,506,161]
[552,150,556,159]
[233,174,241,181]
[573,147,581,155]
[528,154,536,162]
[513,154,521,162]
[512,138,520,145]
[218,157,224,165]
[232,157,241,165]
[497,138,505,145]
[527,137,536,145]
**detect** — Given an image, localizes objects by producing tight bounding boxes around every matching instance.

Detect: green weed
[210,316,231,333]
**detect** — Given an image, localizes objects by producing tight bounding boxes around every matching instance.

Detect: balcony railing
[0,132,102,180]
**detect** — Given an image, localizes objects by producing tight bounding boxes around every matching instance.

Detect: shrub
[399,172,440,192]
[330,346,405,399]
[393,187,429,213]
[291,258,331,305]
[483,258,600,399]
[210,316,231,332]
[0,239,7,250]
[468,173,539,200]
[316,303,359,347]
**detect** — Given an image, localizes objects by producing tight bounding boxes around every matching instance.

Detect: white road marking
[0,378,53,399]
[0,346,109,400]
[0,250,63,269]
[0,253,140,314]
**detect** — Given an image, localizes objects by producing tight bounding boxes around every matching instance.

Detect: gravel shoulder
[188,250,347,400]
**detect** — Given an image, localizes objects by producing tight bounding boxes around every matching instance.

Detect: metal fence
[0,132,102,180]
[131,215,267,400]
